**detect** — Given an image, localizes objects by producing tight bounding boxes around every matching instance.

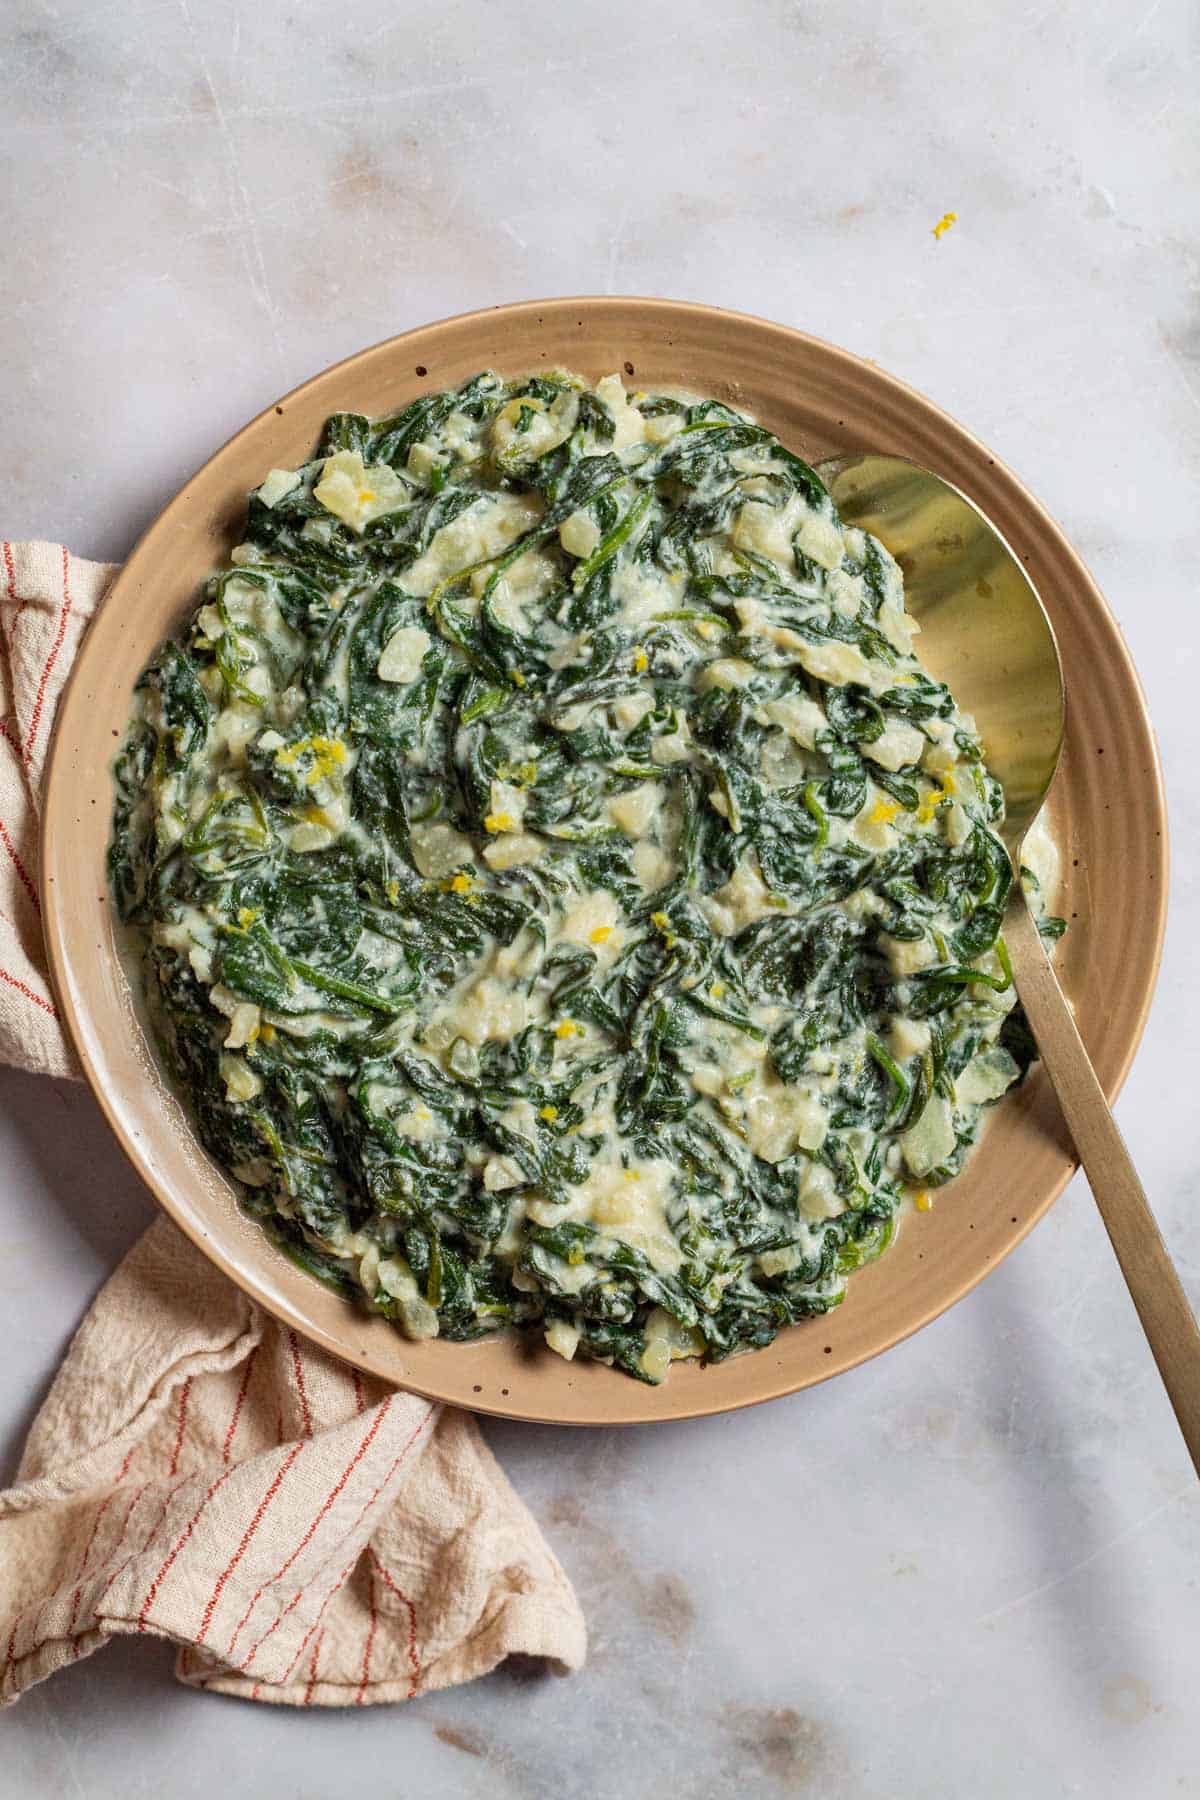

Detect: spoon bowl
[817,452,1065,860]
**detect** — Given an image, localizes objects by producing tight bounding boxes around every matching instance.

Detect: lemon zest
[275,735,347,787]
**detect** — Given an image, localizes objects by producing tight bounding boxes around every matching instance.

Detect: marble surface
[3,0,1198,1792]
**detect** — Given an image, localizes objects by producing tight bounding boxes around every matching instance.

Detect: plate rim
[40,295,1170,1425]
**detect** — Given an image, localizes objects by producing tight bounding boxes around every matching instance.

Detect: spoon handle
[1004,893,1200,1475]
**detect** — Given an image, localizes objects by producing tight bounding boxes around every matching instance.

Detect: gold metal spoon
[818,453,1200,1473]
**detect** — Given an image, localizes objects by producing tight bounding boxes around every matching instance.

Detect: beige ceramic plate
[41,299,1167,1425]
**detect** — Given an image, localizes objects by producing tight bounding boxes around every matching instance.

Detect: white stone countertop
[2,0,1198,1793]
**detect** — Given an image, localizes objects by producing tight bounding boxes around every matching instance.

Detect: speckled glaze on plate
[40,298,1168,1425]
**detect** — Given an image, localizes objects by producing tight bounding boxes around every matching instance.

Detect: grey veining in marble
[2,0,1198,1794]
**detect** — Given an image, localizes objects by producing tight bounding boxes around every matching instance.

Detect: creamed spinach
[110,371,1060,1383]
